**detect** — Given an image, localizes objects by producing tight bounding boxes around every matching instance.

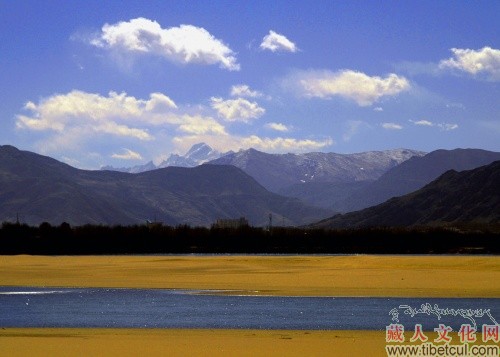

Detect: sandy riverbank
[1,255,498,356]
[2,329,498,357]
[0,255,498,297]
[0,329,388,357]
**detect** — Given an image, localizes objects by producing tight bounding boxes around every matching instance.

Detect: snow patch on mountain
[209,148,426,192]
[101,143,223,173]
[159,143,222,168]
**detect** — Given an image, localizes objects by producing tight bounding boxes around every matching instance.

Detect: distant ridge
[312,160,500,229]
[343,148,500,212]
[0,145,331,227]
[101,143,224,173]
[158,143,223,168]
[99,146,425,213]
[209,148,425,192]
[101,161,156,174]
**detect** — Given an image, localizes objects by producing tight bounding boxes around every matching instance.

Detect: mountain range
[0,145,330,227]
[284,148,500,213]
[312,160,500,229]
[209,147,425,191]
[101,143,224,173]
[340,148,500,212]
[102,143,425,188]
[101,144,428,212]
[2,144,499,229]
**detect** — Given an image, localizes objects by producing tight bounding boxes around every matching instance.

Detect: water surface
[0,287,498,330]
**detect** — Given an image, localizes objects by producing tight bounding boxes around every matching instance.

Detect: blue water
[0,287,498,330]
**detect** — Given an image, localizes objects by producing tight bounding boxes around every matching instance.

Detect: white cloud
[381,122,403,130]
[409,119,458,131]
[293,70,410,106]
[17,93,154,141]
[373,107,384,112]
[439,47,500,81]
[240,136,332,152]
[265,122,289,132]
[15,90,184,141]
[260,30,297,53]
[17,89,336,168]
[210,97,265,122]
[90,17,240,71]
[177,115,227,135]
[173,134,332,155]
[437,123,458,131]
[146,92,178,111]
[411,119,434,126]
[111,148,143,160]
[15,90,231,161]
[230,84,263,98]
[95,122,152,140]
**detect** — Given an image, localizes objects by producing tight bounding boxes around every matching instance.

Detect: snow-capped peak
[159,143,222,168]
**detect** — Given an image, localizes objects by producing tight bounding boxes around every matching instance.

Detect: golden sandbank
[0,255,498,297]
[0,329,389,357]
[0,255,498,356]
[2,329,498,357]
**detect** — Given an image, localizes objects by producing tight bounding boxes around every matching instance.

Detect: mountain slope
[209,148,425,192]
[0,145,331,226]
[278,181,372,211]
[344,148,500,212]
[312,160,500,229]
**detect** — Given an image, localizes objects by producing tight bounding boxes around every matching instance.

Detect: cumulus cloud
[265,122,289,132]
[230,84,263,98]
[439,46,500,81]
[240,136,332,152]
[381,122,403,130]
[15,90,232,162]
[96,122,152,140]
[409,119,458,131]
[260,30,297,53]
[177,114,227,135]
[16,89,335,168]
[373,107,384,112]
[210,97,265,122]
[111,148,143,160]
[16,91,172,140]
[90,17,240,71]
[146,92,178,111]
[292,70,410,106]
[173,134,332,155]
[15,90,186,140]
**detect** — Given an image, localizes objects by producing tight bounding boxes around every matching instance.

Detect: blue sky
[0,1,498,168]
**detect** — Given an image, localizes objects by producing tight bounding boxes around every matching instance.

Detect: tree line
[0,221,498,255]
